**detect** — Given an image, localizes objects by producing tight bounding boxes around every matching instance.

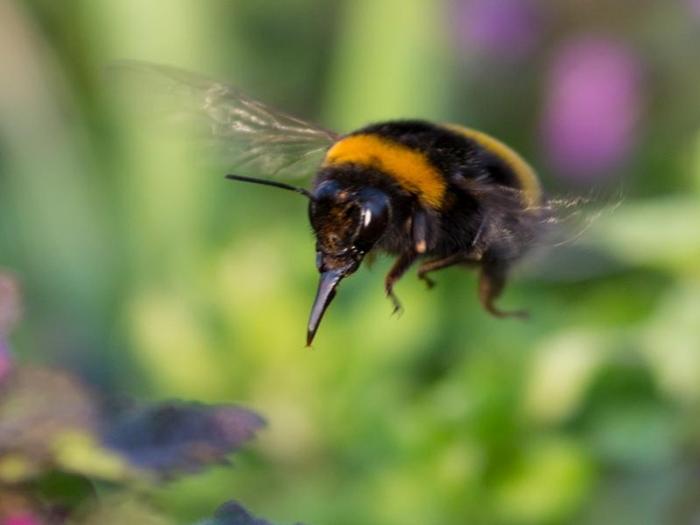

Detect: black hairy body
[311,120,544,327]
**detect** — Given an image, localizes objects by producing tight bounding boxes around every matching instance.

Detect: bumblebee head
[306,180,390,345]
[225,173,390,345]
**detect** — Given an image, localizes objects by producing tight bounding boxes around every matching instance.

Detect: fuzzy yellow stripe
[445,124,542,208]
[324,134,447,209]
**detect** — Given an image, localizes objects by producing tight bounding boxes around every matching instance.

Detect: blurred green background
[1,0,700,524]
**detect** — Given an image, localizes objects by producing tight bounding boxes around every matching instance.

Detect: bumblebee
[118,63,548,345]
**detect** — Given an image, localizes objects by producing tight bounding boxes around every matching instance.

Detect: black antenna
[225,174,314,200]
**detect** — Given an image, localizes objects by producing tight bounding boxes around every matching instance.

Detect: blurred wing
[461,179,624,281]
[457,177,617,259]
[109,61,339,179]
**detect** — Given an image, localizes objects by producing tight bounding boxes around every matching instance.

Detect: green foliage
[1,1,700,524]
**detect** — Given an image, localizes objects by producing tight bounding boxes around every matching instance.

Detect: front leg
[385,252,417,314]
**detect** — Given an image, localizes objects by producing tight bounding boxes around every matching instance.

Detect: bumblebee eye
[313,180,343,202]
[354,190,390,253]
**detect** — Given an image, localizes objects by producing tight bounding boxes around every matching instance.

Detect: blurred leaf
[103,402,265,477]
[587,402,678,469]
[519,243,623,282]
[33,470,98,521]
[523,331,608,424]
[587,197,700,270]
[0,454,36,483]
[693,129,700,194]
[127,294,230,398]
[80,497,172,525]
[642,282,700,403]
[197,500,301,525]
[53,432,131,481]
[325,0,450,128]
[493,439,593,524]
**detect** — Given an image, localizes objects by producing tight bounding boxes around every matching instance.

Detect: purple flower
[452,0,541,60]
[689,0,700,17]
[541,37,643,181]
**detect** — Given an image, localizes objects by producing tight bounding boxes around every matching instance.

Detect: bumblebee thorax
[323,132,447,209]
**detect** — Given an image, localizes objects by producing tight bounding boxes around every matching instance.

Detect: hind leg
[478,261,529,319]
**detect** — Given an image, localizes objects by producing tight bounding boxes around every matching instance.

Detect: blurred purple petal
[201,500,305,525]
[689,0,700,17]
[541,37,643,181]
[103,402,265,476]
[452,0,540,60]
[0,338,11,382]
[4,513,43,525]
[202,501,275,525]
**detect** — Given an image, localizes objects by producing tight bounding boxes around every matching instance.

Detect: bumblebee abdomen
[442,124,541,208]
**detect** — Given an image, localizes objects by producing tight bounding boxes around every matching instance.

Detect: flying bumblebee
[115,63,550,346]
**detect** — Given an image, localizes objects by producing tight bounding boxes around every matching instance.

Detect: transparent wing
[109,61,340,179]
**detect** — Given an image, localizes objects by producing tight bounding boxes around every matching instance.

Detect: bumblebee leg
[385,252,416,315]
[412,208,429,254]
[416,254,464,289]
[478,262,529,319]
[364,251,379,269]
